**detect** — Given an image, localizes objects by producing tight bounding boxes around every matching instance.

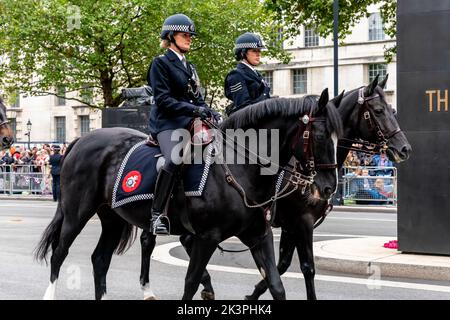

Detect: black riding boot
[150,168,175,235]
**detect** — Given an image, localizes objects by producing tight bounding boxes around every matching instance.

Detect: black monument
[102,86,153,135]
[397,0,450,254]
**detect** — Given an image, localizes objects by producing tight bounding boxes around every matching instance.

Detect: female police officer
[148,13,218,235]
[224,32,271,116]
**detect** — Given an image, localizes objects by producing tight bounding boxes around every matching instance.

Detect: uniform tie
[181,56,187,69]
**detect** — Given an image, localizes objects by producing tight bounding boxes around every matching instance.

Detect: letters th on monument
[397,0,450,255]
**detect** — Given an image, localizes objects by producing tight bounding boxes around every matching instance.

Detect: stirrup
[151,215,170,236]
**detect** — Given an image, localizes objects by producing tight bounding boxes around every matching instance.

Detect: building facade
[5,5,395,147]
[6,88,101,147]
[260,5,396,108]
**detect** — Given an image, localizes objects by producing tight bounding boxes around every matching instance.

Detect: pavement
[314,237,450,282]
[2,195,449,283]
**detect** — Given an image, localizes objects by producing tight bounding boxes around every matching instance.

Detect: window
[79,116,90,136]
[293,69,307,94]
[271,27,284,49]
[56,86,66,106]
[304,28,319,47]
[261,71,273,95]
[81,85,93,104]
[368,13,385,41]
[12,92,20,108]
[8,118,17,141]
[369,64,387,84]
[55,117,66,142]
[276,27,283,48]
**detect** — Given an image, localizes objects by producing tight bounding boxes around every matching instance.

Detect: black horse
[35,89,343,300]
[161,75,412,300]
[0,97,15,150]
[243,74,412,300]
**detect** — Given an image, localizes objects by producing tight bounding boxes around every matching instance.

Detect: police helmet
[52,145,61,152]
[234,32,266,61]
[161,14,197,40]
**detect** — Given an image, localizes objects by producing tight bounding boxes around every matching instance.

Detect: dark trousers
[157,129,189,174]
[52,174,61,201]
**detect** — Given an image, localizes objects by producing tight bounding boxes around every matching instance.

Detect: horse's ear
[364,74,379,96]
[331,90,345,108]
[318,88,329,110]
[379,74,389,89]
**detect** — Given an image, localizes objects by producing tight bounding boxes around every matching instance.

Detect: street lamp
[25,119,32,150]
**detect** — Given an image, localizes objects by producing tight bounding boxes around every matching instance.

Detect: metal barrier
[341,166,397,205]
[0,165,51,195]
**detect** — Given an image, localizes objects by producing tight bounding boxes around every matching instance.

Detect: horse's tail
[34,202,64,263]
[34,138,81,263]
[115,220,138,255]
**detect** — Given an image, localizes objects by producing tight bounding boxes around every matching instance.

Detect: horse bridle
[0,104,9,128]
[288,109,338,193]
[206,109,336,211]
[340,88,402,155]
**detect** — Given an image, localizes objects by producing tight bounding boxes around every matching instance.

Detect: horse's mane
[221,96,343,138]
[221,96,318,129]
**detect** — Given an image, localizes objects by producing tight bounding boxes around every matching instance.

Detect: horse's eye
[374,109,384,115]
[315,134,325,140]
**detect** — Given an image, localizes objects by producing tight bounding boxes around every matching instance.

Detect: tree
[264,0,397,61]
[0,0,289,109]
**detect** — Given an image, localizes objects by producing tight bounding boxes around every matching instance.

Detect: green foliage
[0,0,288,109]
[264,0,397,60]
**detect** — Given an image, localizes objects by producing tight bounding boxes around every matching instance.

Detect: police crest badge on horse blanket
[112,140,214,208]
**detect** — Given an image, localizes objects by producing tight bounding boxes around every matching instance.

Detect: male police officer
[49,145,63,202]
[224,32,271,116]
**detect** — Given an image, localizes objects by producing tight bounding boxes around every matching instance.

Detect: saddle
[146,118,216,148]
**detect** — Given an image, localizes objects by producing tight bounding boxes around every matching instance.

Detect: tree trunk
[100,69,115,107]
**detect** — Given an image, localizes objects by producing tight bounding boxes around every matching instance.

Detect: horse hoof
[200,290,215,300]
[244,294,257,300]
[144,295,159,300]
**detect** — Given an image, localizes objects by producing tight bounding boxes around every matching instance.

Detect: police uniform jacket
[224,62,271,115]
[49,153,63,175]
[148,49,210,135]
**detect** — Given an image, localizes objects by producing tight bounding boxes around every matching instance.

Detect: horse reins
[205,119,316,193]
[206,112,337,253]
[338,88,402,155]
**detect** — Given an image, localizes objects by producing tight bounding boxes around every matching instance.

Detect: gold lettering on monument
[426,89,448,112]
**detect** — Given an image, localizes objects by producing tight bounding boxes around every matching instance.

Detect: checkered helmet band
[162,24,196,33]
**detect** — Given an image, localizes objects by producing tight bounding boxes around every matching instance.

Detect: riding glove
[193,106,212,120]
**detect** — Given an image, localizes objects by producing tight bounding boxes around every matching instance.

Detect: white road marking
[326,217,395,222]
[0,203,56,208]
[313,232,381,238]
[152,242,450,294]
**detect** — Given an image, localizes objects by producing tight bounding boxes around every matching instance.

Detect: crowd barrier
[0,165,51,195]
[341,166,397,205]
[1,164,397,205]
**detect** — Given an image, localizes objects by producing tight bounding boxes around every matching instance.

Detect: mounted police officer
[147,13,220,235]
[224,32,271,116]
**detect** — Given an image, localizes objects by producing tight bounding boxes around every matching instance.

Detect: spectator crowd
[343,149,396,205]
[0,144,66,197]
